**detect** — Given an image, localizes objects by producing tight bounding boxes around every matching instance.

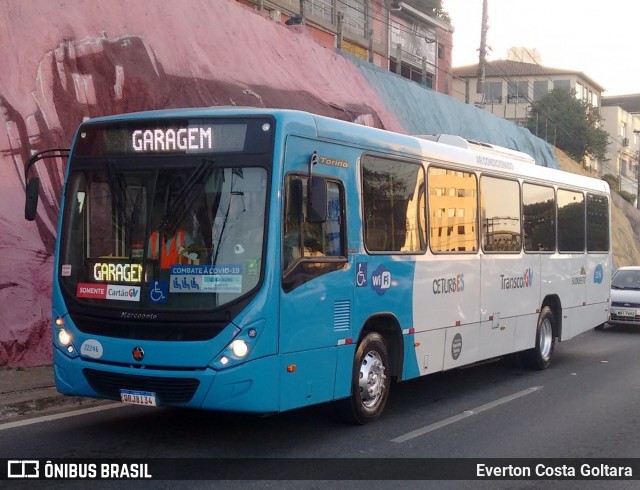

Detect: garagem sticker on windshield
[170,264,243,293]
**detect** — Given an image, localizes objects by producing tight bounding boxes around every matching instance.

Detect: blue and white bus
[25,108,611,423]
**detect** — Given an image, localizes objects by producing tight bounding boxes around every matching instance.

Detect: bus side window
[282,174,347,288]
[283,177,303,270]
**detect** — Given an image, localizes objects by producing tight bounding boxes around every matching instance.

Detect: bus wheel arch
[359,314,404,381]
[337,315,402,424]
[520,302,558,370]
[541,295,562,340]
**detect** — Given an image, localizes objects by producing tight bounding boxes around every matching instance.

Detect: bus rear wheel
[338,332,390,424]
[520,306,555,370]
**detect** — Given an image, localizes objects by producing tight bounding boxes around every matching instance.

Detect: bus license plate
[120,389,157,406]
[616,309,636,317]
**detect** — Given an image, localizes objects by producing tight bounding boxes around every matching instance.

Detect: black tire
[520,306,556,370]
[336,332,390,425]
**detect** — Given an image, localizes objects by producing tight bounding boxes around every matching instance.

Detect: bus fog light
[230,339,248,358]
[58,329,71,346]
[55,317,64,327]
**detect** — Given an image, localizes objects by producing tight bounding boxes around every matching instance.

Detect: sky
[443,0,640,96]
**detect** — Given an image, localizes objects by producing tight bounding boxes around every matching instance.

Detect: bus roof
[80,107,609,194]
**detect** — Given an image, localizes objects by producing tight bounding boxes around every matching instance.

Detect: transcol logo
[500,268,533,290]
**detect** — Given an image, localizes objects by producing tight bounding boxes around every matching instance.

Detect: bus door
[278,154,351,411]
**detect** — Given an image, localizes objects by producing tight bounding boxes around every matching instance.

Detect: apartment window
[484,81,502,104]
[307,0,334,23]
[553,79,571,91]
[533,80,548,101]
[507,81,528,104]
[339,0,366,37]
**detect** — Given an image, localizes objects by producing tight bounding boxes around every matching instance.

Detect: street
[2,324,640,488]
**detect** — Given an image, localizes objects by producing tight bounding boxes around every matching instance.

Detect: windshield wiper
[125,186,144,258]
[106,160,129,227]
[157,158,213,236]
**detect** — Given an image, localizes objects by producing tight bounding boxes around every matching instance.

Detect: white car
[605,266,640,328]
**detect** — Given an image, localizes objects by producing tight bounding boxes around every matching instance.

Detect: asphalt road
[2,324,640,489]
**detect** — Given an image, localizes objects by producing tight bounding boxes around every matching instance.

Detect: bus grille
[83,368,200,403]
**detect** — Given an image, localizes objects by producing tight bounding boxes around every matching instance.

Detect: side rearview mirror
[25,177,40,221]
[307,176,327,223]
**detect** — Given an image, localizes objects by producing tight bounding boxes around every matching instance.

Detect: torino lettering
[131,127,213,152]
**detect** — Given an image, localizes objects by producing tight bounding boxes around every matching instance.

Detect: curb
[0,387,105,421]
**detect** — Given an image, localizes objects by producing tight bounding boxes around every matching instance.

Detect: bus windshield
[59,162,267,311]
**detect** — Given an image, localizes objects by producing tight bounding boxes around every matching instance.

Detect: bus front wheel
[520,306,556,370]
[338,332,390,424]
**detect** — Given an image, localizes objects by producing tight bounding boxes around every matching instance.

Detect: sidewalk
[0,365,100,421]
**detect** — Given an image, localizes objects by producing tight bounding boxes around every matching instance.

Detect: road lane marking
[0,403,129,432]
[391,386,543,443]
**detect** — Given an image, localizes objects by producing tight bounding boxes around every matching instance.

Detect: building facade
[451,60,604,126]
[600,95,640,198]
[238,0,454,95]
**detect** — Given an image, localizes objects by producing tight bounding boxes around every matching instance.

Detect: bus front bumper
[53,349,280,414]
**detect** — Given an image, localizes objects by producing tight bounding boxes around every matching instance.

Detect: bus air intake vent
[83,369,199,403]
[333,300,351,332]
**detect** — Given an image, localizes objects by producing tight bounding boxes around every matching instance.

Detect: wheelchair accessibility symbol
[356,262,367,287]
[148,280,169,304]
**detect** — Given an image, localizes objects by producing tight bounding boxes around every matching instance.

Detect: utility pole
[635,130,640,209]
[475,0,489,107]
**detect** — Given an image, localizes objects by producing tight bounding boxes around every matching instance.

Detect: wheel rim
[358,350,386,409]
[539,317,553,360]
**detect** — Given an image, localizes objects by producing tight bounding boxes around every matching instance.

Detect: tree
[603,173,636,205]
[526,87,609,164]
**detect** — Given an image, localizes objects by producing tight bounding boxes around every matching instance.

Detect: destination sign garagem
[132,127,214,152]
[73,117,274,157]
[131,124,247,153]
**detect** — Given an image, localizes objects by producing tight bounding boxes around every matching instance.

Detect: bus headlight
[58,329,72,346]
[213,335,253,368]
[230,339,249,358]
